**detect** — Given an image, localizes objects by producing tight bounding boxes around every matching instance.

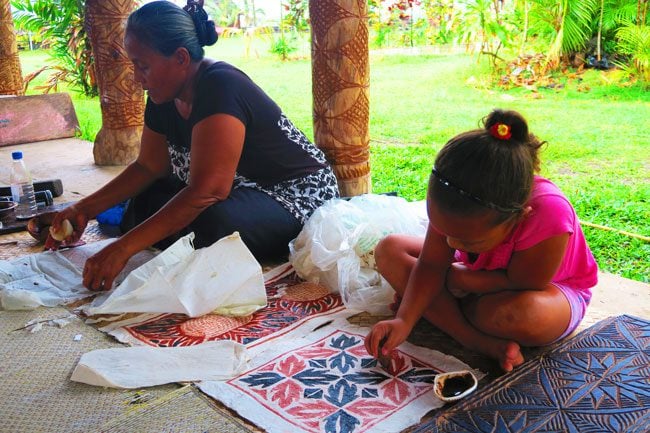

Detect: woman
[47,0,339,291]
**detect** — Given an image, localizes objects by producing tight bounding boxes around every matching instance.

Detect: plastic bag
[289,194,428,314]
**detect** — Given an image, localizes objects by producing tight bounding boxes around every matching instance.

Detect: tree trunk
[85,0,143,166]
[597,0,604,61]
[310,0,371,197]
[0,0,24,96]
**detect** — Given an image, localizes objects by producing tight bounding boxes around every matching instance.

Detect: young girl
[365,109,598,372]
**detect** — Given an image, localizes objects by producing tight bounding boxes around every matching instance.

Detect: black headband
[431,168,523,213]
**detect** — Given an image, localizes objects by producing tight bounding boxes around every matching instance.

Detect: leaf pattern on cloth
[229,330,440,433]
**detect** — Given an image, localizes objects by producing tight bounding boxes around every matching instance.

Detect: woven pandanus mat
[0,306,180,433]
[97,385,259,433]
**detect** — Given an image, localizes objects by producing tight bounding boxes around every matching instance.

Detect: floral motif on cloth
[199,318,481,433]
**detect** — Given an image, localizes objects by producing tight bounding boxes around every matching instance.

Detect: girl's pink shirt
[454,176,598,301]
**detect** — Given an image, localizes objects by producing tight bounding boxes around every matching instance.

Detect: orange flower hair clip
[489,123,512,140]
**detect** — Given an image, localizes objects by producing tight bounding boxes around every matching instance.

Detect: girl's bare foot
[499,341,524,372]
[452,332,524,372]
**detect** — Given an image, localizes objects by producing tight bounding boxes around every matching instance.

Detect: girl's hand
[44,205,89,250]
[364,318,411,358]
[446,262,471,298]
[82,241,131,291]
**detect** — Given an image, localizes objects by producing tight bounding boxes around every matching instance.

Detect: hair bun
[184,0,218,47]
[484,109,529,143]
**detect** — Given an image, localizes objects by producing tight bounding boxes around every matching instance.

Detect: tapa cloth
[199,315,483,433]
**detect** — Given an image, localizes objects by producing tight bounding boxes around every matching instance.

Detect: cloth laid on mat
[85,232,266,318]
[71,340,249,388]
[90,263,351,348]
[199,315,484,433]
[0,239,156,310]
[412,314,650,433]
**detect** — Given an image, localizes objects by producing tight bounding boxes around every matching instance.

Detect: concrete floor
[0,137,648,432]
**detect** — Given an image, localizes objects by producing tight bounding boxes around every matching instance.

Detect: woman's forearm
[116,185,221,256]
[76,161,163,218]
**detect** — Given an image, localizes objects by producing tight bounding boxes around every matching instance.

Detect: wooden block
[0,93,80,146]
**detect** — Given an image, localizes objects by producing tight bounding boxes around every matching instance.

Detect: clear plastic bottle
[10,151,37,219]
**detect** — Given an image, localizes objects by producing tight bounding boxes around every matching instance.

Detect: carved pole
[0,0,24,95]
[310,0,371,197]
[85,0,143,165]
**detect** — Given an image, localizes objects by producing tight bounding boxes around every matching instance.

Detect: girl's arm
[447,233,570,294]
[395,223,455,328]
[366,223,454,356]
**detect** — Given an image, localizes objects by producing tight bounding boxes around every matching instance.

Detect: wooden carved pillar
[0,0,24,95]
[85,0,143,165]
[310,0,371,197]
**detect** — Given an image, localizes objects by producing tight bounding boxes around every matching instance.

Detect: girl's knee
[374,235,402,270]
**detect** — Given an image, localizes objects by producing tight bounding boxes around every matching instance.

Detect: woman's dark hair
[430,109,545,224]
[126,0,218,61]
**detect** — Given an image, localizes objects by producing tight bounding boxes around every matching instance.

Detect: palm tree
[11,0,96,96]
[546,0,598,66]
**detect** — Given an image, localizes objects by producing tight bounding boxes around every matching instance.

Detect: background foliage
[11,1,650,282]
[12,0,95,96]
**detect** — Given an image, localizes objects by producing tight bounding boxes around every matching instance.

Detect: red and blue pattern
[121,269,345,347]
[229,329,440,433]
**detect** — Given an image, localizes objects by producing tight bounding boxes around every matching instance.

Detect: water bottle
[10,151,37,219]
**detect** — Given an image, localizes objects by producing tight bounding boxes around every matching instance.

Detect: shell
[26,212,57,243]
[433,370,478,402]
[49,219,73,241]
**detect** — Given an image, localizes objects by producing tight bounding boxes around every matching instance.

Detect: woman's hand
[82,241,132,291]
[364,318,412,358]
[44,205,90,250]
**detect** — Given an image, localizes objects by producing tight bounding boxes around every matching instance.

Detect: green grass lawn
[18,38,650,282]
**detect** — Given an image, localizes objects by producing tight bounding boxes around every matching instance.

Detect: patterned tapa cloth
[90,264,350,348]
[86,264,482,433]
[413,314,650,433]
[199,316,480,433]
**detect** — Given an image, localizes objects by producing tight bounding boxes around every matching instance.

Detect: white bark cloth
[0,239,154,310]
[71,340,249,388]
[84,232,267,318]
[199,315,484,433]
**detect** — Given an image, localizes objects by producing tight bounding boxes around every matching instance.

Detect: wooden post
[0,0,24,96]
[310,0,371,197]
[85,0,143,165]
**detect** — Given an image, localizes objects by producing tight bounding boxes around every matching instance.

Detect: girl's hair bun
[484,109,529,143]
[184,0,218,47]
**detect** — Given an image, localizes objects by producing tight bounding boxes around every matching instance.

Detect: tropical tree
[456,0,517,64]
[205,0,241,28]
[527,0,599,68]
[12,0,96,96]
[616,19,650,80]
[421,0,457,44]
